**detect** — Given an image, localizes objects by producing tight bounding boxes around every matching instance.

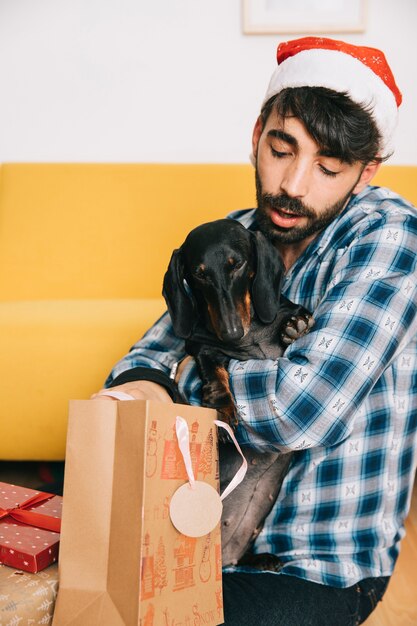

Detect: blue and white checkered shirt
[106,185,417,588]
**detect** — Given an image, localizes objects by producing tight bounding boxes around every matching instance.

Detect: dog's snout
[221,324,244,343]
[208,297,246,343]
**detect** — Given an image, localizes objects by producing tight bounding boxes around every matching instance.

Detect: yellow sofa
[0,163,415,460]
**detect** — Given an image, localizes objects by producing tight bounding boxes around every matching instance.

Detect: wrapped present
[0,482,62,573]
[53,399,224,626]
[0,562,58,623]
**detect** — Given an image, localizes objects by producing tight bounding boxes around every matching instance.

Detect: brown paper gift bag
[52,398,224,626]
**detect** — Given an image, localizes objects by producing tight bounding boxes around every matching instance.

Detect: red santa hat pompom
[262,36,402,154]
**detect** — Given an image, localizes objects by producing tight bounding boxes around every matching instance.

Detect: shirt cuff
[107,366,181,402]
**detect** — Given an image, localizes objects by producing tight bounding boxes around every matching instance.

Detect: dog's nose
[222,325,244,343]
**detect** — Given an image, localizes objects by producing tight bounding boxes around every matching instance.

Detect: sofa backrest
[0,164,257,301]
[0,163,415,301]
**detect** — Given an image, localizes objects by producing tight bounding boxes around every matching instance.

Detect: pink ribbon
[175,416,248,501]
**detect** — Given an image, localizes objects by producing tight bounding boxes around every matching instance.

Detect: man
[94,38,417,625]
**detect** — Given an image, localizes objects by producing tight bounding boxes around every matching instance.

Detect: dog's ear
[250,230,285,324]
[162,248,195,338]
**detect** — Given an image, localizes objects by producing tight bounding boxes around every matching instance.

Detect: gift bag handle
[98,390,248,500]
[97,390,136,401]
[215,420,248,500]
[175,415,247,501]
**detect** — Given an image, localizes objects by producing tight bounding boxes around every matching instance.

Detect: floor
[364,483,417,625]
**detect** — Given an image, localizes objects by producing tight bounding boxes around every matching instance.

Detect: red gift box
[0,481,62,573]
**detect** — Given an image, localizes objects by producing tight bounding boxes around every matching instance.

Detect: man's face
[253,111,370,246]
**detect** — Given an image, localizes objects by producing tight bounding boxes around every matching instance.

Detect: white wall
[0,0,415,164]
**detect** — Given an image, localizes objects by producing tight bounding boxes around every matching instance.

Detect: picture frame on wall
[242,0,367,35]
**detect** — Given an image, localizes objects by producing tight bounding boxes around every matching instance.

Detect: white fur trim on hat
[263,48,399,155]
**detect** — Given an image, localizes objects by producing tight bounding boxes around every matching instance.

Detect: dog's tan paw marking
[281,314,315,345]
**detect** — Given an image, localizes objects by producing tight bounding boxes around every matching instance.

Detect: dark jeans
[221,572,390,626]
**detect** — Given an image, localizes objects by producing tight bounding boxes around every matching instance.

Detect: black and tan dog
[163,218,314,569]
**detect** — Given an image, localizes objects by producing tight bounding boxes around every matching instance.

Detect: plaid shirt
[106,185,417,588]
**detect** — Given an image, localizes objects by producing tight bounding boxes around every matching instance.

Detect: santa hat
[262,36,402,154]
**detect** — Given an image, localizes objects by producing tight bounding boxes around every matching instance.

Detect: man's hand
[91,381,173,403]
[175,356,194,384]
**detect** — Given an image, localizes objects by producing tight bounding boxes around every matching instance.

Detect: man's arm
[92,380,174,402]
[227,215,417,450]
[177,212,417,449]
[93,311,186,402]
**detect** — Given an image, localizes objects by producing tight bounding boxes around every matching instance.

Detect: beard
[255,168,359,245]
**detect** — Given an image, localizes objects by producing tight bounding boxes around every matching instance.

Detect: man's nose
[280,159,310,198]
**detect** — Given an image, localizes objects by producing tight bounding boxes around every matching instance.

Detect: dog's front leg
[188,344,237,431]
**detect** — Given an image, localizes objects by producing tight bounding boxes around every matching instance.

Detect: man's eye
[319,164,339,177]
[271,147,288,158]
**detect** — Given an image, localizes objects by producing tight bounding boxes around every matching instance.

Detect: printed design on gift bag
[141,533,155,600]
[198,428,215,479]
[162,607,175,626]
[163,496,170,520]
[146,420,159,478]
[215,541,222,582]
[199,533,212,583]
[161,421,202,480]
[172,535,197,591]
[161,603,219,626]
[155,536,168,595]
[216,586,224,618]
[192,602,217,625]
[144,497,171,523]
[169,417,247,540]
[142,602,155,625]
[139,410,225,625]
[169,418,223,538]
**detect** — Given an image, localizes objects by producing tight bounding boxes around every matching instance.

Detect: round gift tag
[170,480,223,537]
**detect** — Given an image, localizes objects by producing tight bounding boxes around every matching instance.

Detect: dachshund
[163,218,313,425]
[163,218,314,570]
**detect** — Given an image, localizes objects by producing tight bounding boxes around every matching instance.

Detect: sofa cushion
[0,298,166,459]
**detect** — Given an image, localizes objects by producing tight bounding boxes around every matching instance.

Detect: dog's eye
[231,260,245,272]
[193,266,207,281]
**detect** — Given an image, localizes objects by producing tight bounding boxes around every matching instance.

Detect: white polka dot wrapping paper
[0,481,62,573]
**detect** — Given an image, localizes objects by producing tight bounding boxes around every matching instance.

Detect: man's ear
[352,161,381,194]
[251,116,263,163]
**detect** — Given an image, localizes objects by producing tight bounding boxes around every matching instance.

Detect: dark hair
[260,87,389,164]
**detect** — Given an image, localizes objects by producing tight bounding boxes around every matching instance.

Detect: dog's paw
[281,312,314,346]
[202,378,238,425]
[216,406,239,441]
[237,552,283,572]
[203,391,238,439]
[202,392,238,441]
